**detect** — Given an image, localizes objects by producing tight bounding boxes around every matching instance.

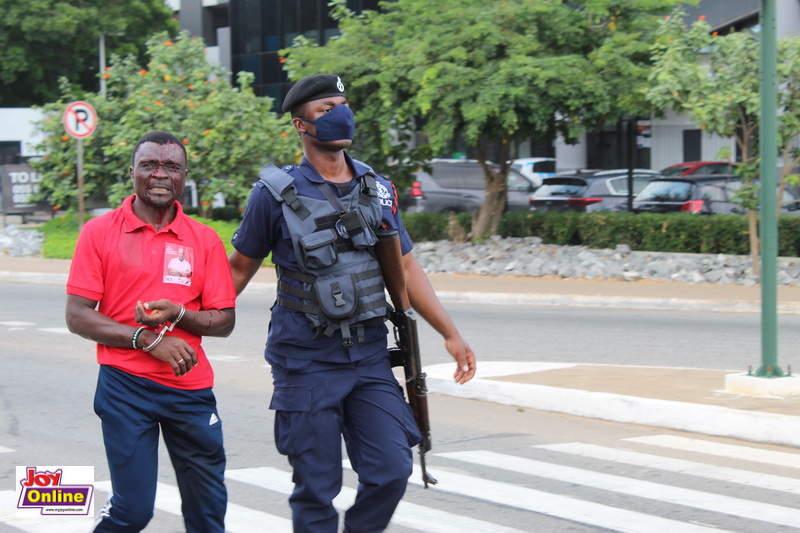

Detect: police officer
[228,74,476,532]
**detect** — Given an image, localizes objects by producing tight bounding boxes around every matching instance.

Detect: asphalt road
[3,281,800,532]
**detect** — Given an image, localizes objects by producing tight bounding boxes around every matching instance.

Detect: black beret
[282,74,346,113]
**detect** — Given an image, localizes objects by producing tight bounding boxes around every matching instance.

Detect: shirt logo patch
[163,243,193,286]
[377,181,393,210]
[209,413,220,425]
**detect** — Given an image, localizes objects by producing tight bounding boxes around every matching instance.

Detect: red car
[660,161,735,177]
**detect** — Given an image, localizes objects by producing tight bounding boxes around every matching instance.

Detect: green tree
[646,10,800,274]
[0,0,179,107]
[283,0,686,239]
[33,31,299,216]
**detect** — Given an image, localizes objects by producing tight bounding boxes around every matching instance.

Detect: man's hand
[445,335,476,384]
[135,299,180,328]
[144,334,198,377]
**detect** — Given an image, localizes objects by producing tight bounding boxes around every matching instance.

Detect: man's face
[130,142,187,209]
[295,96,352,148]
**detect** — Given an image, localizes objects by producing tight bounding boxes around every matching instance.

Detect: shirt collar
[297,152,369,183]
[121,194,185,239]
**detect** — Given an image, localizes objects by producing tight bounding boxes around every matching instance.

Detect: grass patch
[37,213,266,262]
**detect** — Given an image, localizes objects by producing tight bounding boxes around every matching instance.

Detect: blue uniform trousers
[92,365,226,533]
[269,351,421,533]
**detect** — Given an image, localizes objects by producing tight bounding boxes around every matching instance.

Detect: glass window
[661,165,690,176]
[507,172,534,192]
[300,0,320,42]
[0,141,21,165]
[535,178,588,196]
[690,163,733,176]
[261,53,283,83]
[240,0,262,54]
[281,0,299,46]
[459,168,485,190]
[699,185,726,201]
[242,55,262,84]
[637,181,693,202]
[262,0,280,50]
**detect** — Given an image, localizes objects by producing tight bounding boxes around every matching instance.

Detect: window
[536,178,588,197]
[699,184,726,201]
[0,141,21,165]
[637,181,692,202]
[507,172,533,192]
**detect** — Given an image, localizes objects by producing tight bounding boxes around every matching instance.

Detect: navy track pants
[269,352,421,533]
[92,365,226,532]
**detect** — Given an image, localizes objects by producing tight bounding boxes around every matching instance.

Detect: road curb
[5,272,800,314]
[425,363,800,449]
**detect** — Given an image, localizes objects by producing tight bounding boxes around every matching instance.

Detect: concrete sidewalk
[4,256,800,448]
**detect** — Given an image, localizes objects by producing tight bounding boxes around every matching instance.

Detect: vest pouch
[314,275,359,319]
[299,229,338,270]
[340,209,377,249]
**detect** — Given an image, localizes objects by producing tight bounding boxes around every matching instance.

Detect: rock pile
[4,224,800,286]
[0,225,45,258]
[414,236,800,287]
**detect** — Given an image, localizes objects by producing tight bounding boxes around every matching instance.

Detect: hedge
[39,211,800,259]
[401,211,800,257]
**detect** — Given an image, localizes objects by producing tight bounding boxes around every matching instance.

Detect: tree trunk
[471,174,506,239]
[470,139,511,240]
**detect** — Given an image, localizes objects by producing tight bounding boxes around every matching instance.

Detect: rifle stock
[375,230,437,488]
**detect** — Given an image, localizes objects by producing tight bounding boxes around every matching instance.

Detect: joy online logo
[17,466,94,516]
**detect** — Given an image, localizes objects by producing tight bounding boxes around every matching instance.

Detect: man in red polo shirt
[66,130,236,532]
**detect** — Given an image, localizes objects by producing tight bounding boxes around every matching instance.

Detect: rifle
[374,230,438,488]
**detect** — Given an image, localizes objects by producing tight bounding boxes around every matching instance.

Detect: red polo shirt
[67,195,236,389]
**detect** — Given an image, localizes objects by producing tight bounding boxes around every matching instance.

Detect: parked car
[529,169,660,213]
[400,159,537,213]
[660,161,736,177]
[633,175,800,214]
[510,157,556,188]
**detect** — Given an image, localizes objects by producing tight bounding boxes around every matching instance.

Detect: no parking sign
[63,101,97,139]
[62,101,98,229]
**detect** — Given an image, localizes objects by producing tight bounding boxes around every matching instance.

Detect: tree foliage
[283,0,686,239]
[646,9,800,272]
[32,32,299,216]
[0,0,179,107]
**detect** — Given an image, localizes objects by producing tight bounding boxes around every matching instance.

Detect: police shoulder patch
[376,182,390,199]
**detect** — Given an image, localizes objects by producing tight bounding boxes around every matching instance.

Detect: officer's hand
[135,299,180,328]
[445,335,476,384]
[146,335,198,377]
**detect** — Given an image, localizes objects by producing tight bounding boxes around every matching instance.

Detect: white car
[510,157,556,188]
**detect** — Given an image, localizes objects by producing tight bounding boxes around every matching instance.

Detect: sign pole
[77,138,85,230]
[756,0,782,377]
[62,100,97,232]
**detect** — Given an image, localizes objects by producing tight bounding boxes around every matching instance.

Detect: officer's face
[295,96,352,148]
[130,142,187,209]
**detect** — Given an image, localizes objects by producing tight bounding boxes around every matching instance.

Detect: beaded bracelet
[132,326,146,349]
[142,304,186,353]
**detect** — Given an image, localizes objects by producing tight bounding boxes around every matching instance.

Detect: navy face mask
[301,104,355,142]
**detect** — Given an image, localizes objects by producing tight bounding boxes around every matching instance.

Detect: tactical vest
[259,163,388,347]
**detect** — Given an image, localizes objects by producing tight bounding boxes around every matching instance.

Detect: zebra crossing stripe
[626,435,800,468]
[402,464,726,533]
[536,442,800,495]
[0,445,13,453]
[95,481,293,532]
[438,450,800,529]
[227,466,528,533]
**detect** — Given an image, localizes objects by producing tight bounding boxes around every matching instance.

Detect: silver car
[400,159,537,213]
